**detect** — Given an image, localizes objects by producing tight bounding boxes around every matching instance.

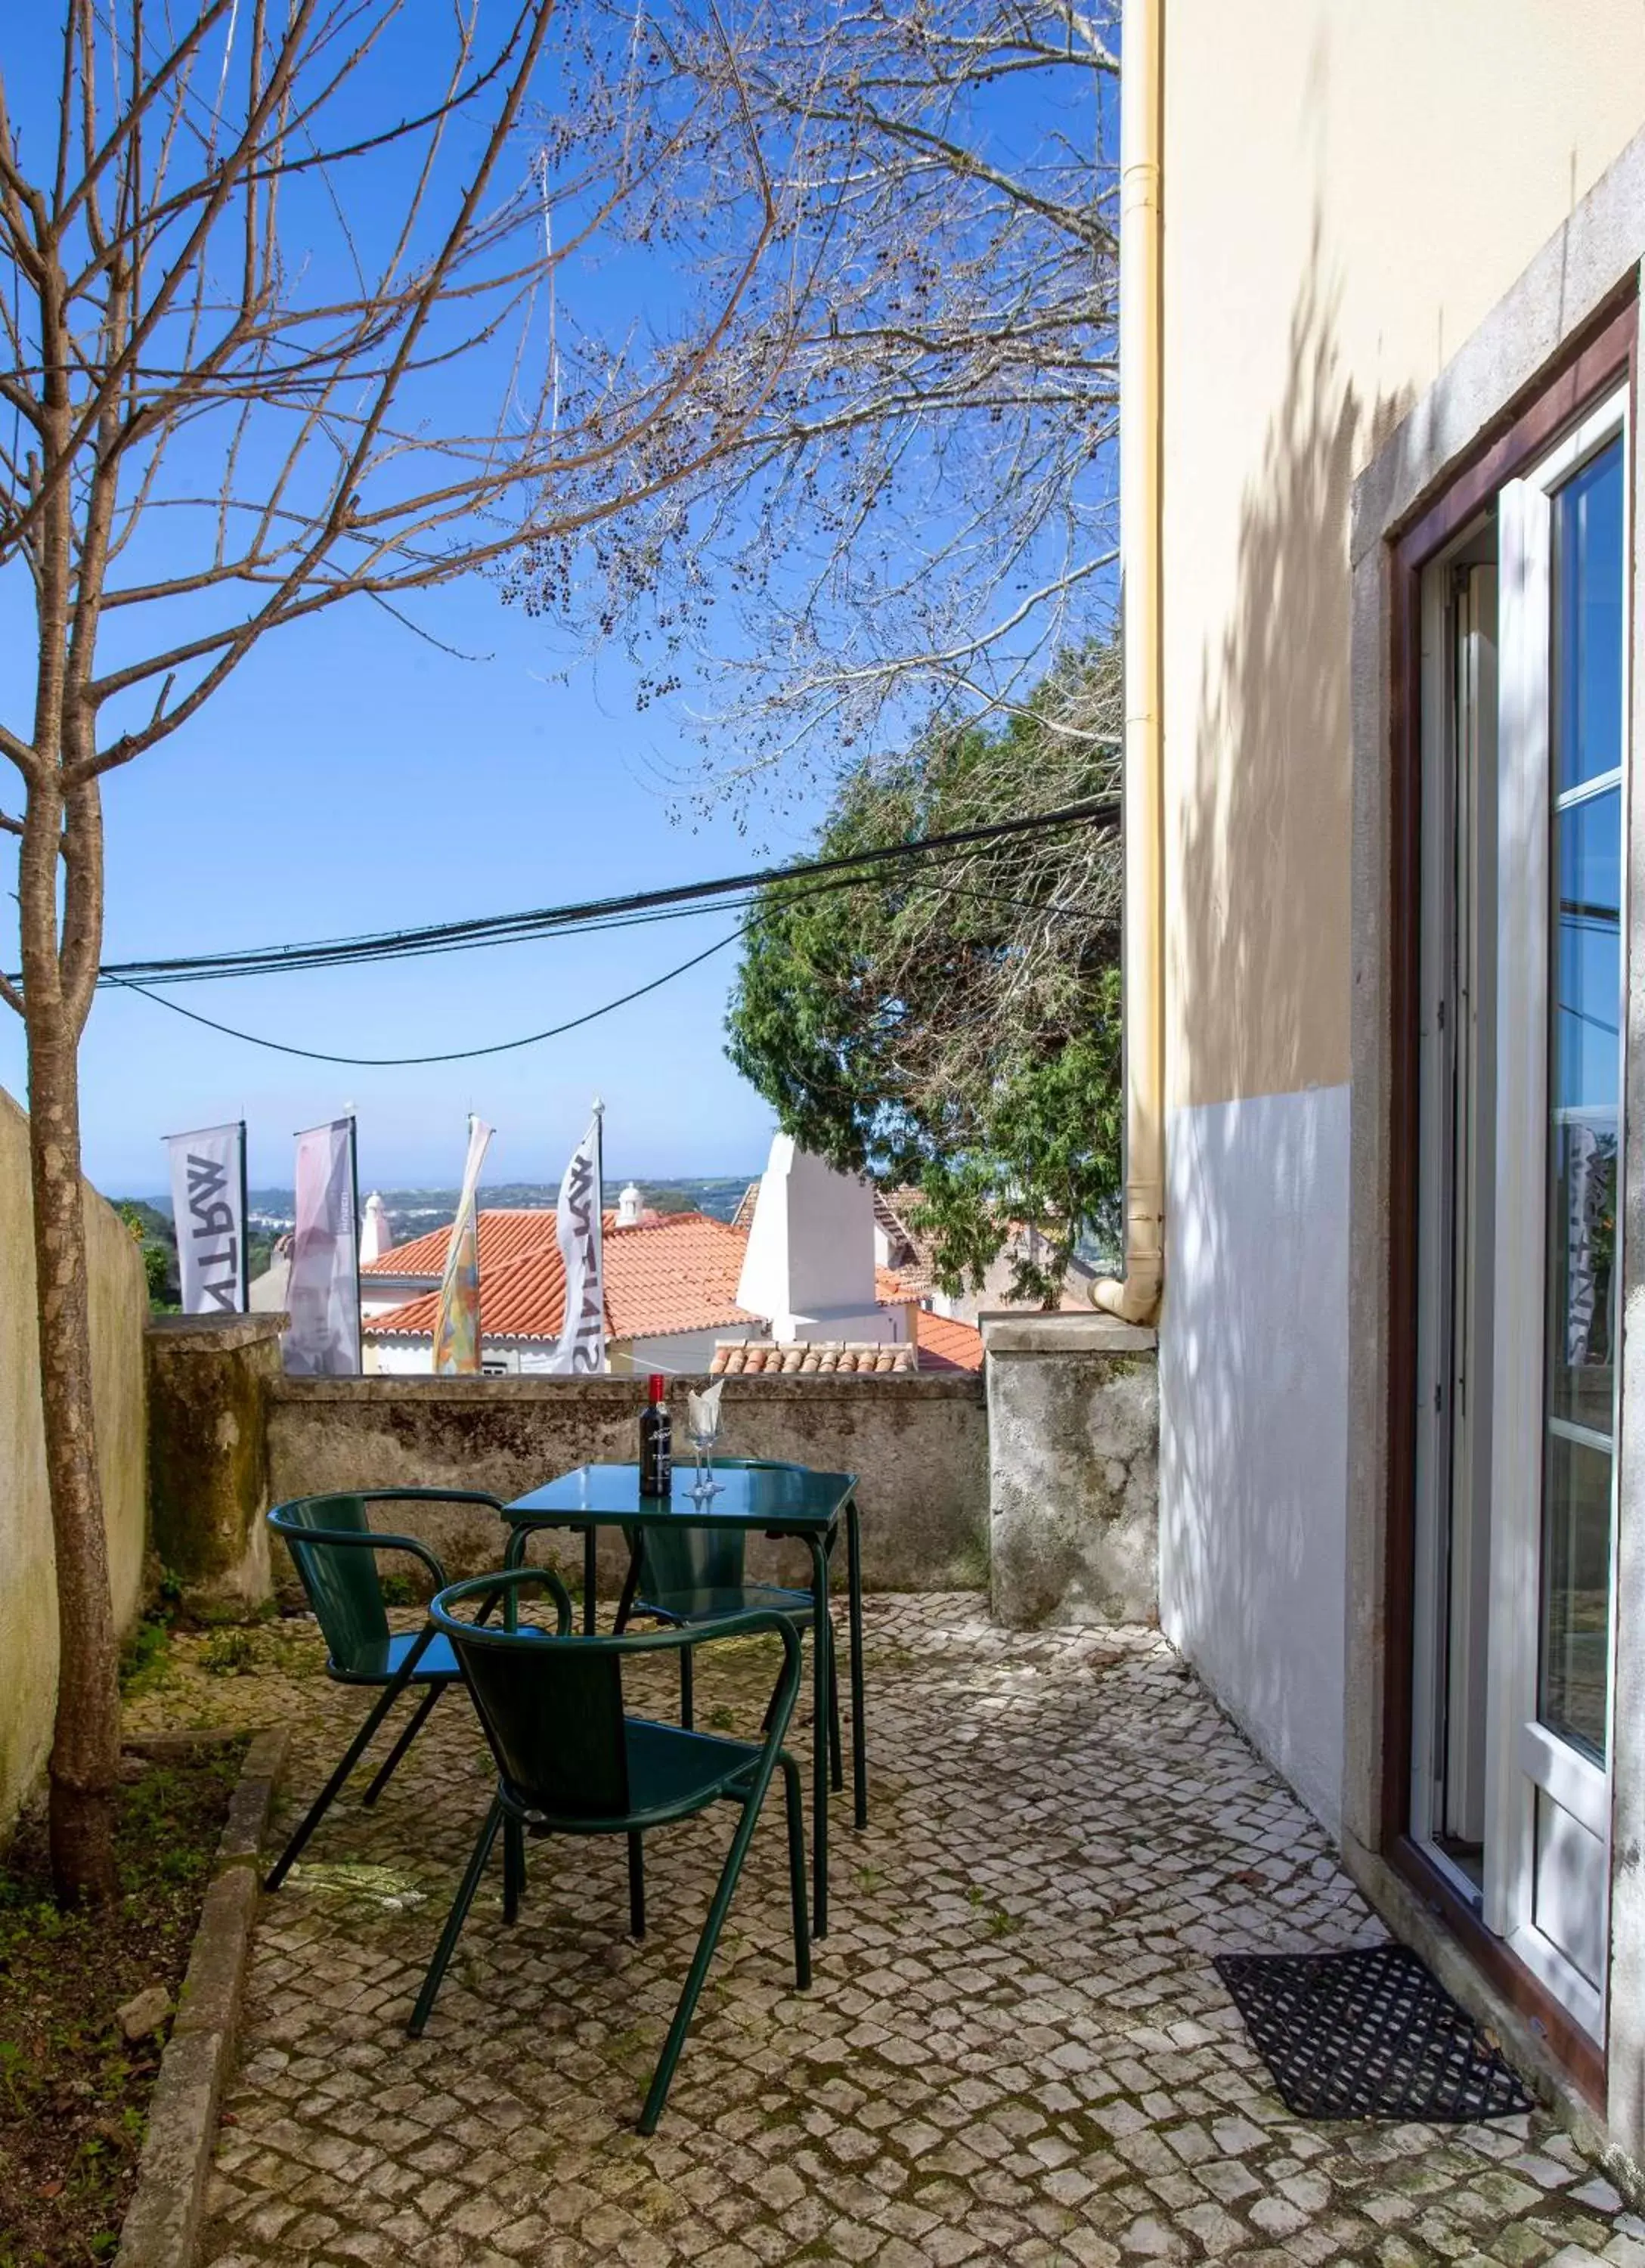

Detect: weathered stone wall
[0,1086,148,1831]
[985,1315,1159,1627]
[147,1314,283,1605]
[264,1371,988,1595]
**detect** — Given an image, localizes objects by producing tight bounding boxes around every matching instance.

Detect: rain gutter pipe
[1095,0,1166,1328]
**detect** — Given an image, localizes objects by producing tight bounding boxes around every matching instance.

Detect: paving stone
[116,1597,1622,2268]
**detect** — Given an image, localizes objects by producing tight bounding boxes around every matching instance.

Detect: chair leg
[680,1644,695,1731]
[503,1817,525,1925]
[637,1776,776,2136]
[409,1797,503,2037]
[362,1682,442,1808]
[264,1675,408,1892]
[627,1832,646,1941]
[613,1537,643,1633]
[781,1755,812,1992]
[847,1498,868,1831]
[826,1622,844,1794]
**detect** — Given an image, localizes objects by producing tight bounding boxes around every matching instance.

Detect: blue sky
[0,567,809,1198]
[0,7,826,1201]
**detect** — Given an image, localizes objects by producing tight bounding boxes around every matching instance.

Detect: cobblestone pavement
[129,1596,1638,2268]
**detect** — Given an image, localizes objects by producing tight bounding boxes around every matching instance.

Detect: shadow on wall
[1174,233,1408,1101]
[1162,240,1409,1836]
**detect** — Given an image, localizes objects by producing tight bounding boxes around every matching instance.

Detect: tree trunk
[25,982,120,1907]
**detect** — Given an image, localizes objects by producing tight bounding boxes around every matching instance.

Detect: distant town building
[358,1146,984,1374]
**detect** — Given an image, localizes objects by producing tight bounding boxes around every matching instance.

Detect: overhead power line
[82,795,1120,1069]
[107,932,745,1067]
[87,795,1120,990]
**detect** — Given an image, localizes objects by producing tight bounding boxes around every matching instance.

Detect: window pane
[1554,437,1625,792]
[1540,432,1625,1769]
[1546,786,1621,1433]
[1539,1430,1613,1761]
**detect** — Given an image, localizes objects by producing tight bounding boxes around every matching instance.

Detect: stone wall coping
[982,1314,1157,1357]
[114,1724,289,2268]
[146,1312,286,1351]
[272,1369,983,1404]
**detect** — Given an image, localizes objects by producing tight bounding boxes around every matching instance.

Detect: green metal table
[500,1461,865,1935]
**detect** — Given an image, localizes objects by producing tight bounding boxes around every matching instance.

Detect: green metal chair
[411,1568,811,2135]
[264,1490,513,1892]
[614,1459,844,1793]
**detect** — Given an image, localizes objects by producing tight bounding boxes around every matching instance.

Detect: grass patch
[0,1740,246,2266]
[116,1616,175,1699]
[199,1628,259,1677]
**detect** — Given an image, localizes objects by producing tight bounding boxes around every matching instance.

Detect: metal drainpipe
[1095,0,1165,1328]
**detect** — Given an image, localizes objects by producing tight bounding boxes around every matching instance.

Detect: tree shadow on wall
[1162,240,1409,1834]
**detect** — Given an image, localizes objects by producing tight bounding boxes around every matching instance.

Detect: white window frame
[1485,384,1630,2040]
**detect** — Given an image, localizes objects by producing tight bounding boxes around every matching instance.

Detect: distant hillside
[238,1176,755,1242]
[107,1195,281,1306]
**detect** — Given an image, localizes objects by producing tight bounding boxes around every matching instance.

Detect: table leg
[503,1523,528,1571]
[582,1526,597,1635]
[847,1497,868,1830]
[808,1535,830,1939]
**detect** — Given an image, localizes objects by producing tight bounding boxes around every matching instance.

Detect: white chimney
[735,1135,897,1343]
[616,1181,643,1228]
[359,1189,393,1265]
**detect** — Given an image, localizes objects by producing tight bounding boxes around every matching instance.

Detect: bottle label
[640,1408,672,1495]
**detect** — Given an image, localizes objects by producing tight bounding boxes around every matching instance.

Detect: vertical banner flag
[432,1114,494,1375]
[283,1117,363,1375]
[165,1120,248,1313]
[545,1102,606,1374]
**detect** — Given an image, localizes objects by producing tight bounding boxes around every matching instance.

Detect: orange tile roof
[365,1212,763,1343]
[362,1208,560,1278]
[711,1340,916,1376]
[914,1310,985,1373]
[363,1205,668,1281]
[603,1213,761,1339]
[706,1310,982,1375]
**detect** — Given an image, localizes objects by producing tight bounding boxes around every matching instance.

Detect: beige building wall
[0,1086,148,1829]
[1163,0,1645,1111]
[1156,5,1645,1841]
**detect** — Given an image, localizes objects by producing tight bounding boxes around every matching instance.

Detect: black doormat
[1213,1942,1533,2122]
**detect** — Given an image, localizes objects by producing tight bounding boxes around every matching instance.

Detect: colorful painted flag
[432,1114,494,1375]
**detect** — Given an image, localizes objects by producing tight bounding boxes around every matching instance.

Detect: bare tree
[512,0,1120,798]
[0,0,785,1901]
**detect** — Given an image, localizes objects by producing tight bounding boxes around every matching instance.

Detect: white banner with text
[165,1120,247,1314]
[544,1108,606,1374]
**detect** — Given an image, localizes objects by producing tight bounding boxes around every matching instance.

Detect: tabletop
[503,1461,858,1534]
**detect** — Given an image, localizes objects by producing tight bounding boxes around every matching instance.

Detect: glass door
[1413,386,1628,2043]
[1487,398,1627,2036]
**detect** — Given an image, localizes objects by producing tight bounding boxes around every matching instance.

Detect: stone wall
[0,1086,148,1830]
[265,1371,988,1595]
[140,1328,990,1601]
[147,1314,283,1606]
[985,1315,1159,1627]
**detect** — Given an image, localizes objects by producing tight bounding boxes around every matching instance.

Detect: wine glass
[685,1381,725,1501]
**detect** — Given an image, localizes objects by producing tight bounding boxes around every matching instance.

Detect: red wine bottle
[638,1373,672,1496]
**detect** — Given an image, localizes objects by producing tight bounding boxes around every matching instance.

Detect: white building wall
[610,1328,773,1376]
[1159,1085,1350,1836]
[737,1136,893,1339]
[368,1330,779,1377]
